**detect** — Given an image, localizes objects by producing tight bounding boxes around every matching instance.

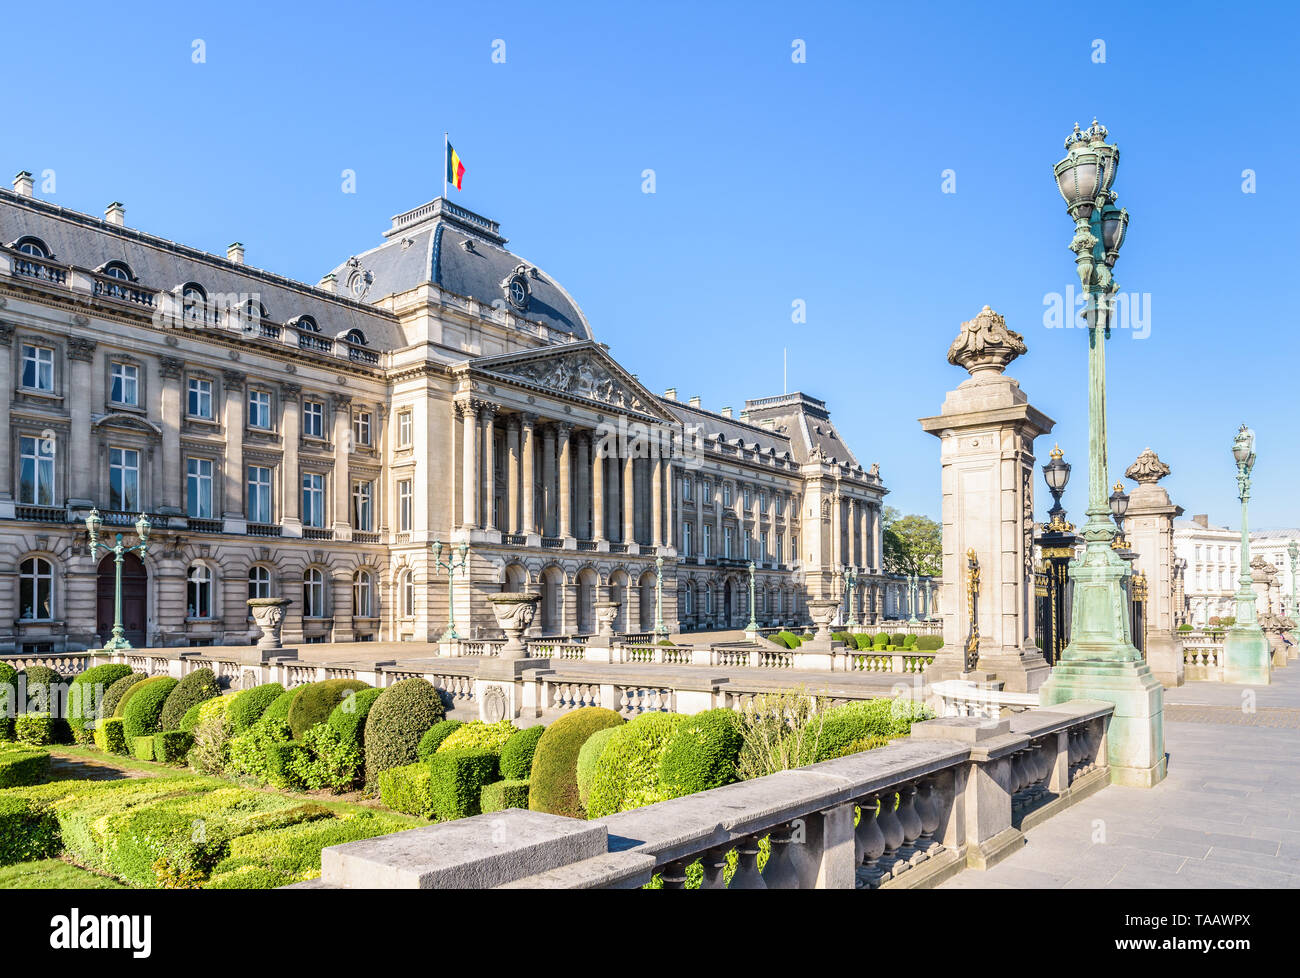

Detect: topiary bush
[153,730,194,764]
[481,778,530,813]
[14,714,54,746]
[121,676,179,742]
[327,687,383,748]
[93,717,127,755]
[377,763,433,818]
[287,723,363,792]
[658,708,744,799]
[576,726,619,810]
[528,707,625,818]
[916,635,942,651]
[0,662,17,741]
[18,665,62,715]
[798,697,934,764]
[427,749,498,821]
[159,669,221,731]
[67,663,134,742]
[586,712,687,818]
[101,672,147,719]
[265,741,309,790]
[131,736,156,761]
[0,748,51,788]
[902,634,918,650]
[890,633,906,647]
[0,796,60,867]
[287,679,370,740]
[227,683,286,734]
[499,725,545,780]
[417,720,464,761]
[363,679,447,790]
[435,720,515,760]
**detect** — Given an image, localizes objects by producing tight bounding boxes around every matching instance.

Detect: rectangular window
[21,344,54,392]
[303,399,324,439]
[702,480,711,502]
[776,495,785,515]
[743,533,751,560]
[776,533,784,565]
[723,484,732,507]
[743,487,752,510]
[352,480,374,531]
[682,478,692,502]
[702,524,712,559]
[353,411,372,447]
[248,389,272,430]
[760,531,768,562]
[187,377,213,419]
[791,534,798,563]
[109,447,140,511]
[759,491,768,513]
[724,527,734,559]
[247,465,272,524]
[186,457,213,518]
[18,435,55,506]
[302,473,325,528]
[397,410,412,447]
[683,522,694,557]
[110,362,139,406]
[398,479,413,531]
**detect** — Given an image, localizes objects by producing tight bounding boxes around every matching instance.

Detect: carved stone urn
[594,600,621,642]
[807,598,841,644]
[488,592,542,660]
[247,597,291,651]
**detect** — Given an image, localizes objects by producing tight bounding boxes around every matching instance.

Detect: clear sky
[4,1,1294,529]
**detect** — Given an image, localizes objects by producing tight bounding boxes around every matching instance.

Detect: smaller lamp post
[843,566,858,629]
[1223,424,1271,684]
[655,556,671,638]
[86,508,151,652]
[744,559,758,636]
[907,572,920,624]
[431,539,470,641]
[1108,481,1130,550]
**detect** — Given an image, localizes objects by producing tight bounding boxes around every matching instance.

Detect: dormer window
[14,237,49,258]
[181,283,207,322]
[102,261,133,281]
[345,329,367,346]
[295,316,320,333]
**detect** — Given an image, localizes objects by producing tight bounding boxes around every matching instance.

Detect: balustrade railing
[1182,643,1224,681]
[928,680,1040,719]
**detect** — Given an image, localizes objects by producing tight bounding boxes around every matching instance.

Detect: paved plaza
[940,667,1300,889]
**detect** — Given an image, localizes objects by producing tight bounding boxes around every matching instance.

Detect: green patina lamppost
[655,556,670,637]
[431,539,469,641]
[1038,120,1167,787]
[844,566,858,628]
[907,572,920,624]
[1223,425,1271,684]
[85,508,150,652]
[744,559,758,636]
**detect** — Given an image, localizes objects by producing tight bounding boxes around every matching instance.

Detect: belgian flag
[446,142,466,191]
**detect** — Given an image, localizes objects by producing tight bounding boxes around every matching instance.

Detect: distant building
[1173,515,1299,624]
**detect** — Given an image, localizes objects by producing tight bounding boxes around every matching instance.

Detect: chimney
[662,387,677,401]
[227,242,245,264]
[1193,514,1209,528]
[104,202,125,226]
[721,406,733,419]
[13,171,34,197]
[688,395,701,409]
[318,272,337,293]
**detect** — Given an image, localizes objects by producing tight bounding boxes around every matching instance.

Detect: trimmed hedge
[799,698,933,765]
[261,689,297,727]
[0,796,60,867]
[427,748,497,821]
[131,736,156,761]
[287,723,363,793]
[499,725,545,780]
[377,763,433,818]
[265,741,309,789]
[586,712,686,819]
[159,669,221,732]
[179,702,204,734]
[417,720,463,761]
[528,707,625,818]
[286,679,370,740]
[658,708,743,799]
[915,635,943,651]
[101,672,147,719]
[14,713,54,746]
[902,634,918,650]
[0,748,51,788]
[121,676,179,742]
[0,662,17,739]
[435,720,515,760]
[576,726,618,810]
[19,665,62,715]
[67,664,134,741]
[481,778,530,813]
[153,730,194,764]
[890,632,906,647]
[227,683,285,734]
[93,717,127,755]
[327,687,383,748]
[363,678,447,790]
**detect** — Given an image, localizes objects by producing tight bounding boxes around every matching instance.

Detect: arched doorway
[576,568,597,635]
[723,579,734,628]
[638,570,657,633]
[98,552,147,647]
[540,567,564,635]
[608,570,629,633]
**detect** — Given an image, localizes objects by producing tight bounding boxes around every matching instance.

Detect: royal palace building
[0,172,889,652]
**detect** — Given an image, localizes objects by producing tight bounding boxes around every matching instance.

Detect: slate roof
[742,392,864,469]
[326,198,592,341]
[0,189,401,349]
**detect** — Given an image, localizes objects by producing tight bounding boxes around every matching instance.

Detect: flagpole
[443,131,448,200]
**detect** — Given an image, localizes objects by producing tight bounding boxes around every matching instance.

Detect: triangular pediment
[465,341,675,421]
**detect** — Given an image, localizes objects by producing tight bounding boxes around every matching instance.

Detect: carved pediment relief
[488,351,653,414]
[91,412,163,437]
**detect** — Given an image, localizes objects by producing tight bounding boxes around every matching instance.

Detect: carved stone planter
[247,597,291,651]
[595,600,621,641]
[488,592,542,661]
[808,598,840,644]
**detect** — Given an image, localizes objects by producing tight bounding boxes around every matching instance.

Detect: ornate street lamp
[844,566,858,628]
[656,556,671,638]
[907,572,920,624]
[86,508,150,652]
[1108,481,1130,550]
[743,559,758,636]
[1223,424,1271,684]
[431,539,470,641]
[1035,445,1080,665]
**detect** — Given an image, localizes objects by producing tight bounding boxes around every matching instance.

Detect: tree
[881,507,941,577]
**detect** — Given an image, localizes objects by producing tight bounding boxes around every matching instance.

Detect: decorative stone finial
[1125,447,1170,485]
[947,305,1026,377]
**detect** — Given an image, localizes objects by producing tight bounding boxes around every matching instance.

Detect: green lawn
[0,858,127,890]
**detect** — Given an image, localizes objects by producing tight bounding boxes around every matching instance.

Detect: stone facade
[1121,448,1183,686]
[0,180,888,652]
[1173,518,1299,625]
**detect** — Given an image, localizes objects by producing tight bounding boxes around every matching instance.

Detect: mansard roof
[741,392,871,474]
[327,198,592,342]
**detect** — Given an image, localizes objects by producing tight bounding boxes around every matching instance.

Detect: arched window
[295,315,319,333]
[181,283,207,322]
[247,565,271,600]
[187,564,213,619]
[19,557,54,621]
[345,328,367,346]
[303,568,326,618]
[102,261,133,281]
[353,570,373,618]
[15,237,49,258]
[400,571,415,618]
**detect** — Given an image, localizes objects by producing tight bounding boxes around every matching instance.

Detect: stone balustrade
[928,680,1041,719]
[1181,642,1224,681]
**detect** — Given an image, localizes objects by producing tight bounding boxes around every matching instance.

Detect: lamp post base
[1222,626,1272,685]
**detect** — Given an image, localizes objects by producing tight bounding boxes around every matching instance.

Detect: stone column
[1123,448,1184,687]
[459,400,478,528]
[506,416,521,534]
[332,393,352,536]
[67,337,96,508]
[919,307,1054,693]
[557,422,572,539]
[575,431,590,539]
[0,326,11,515]
[592,444,606,542]
[608,454,620,542]
[622,454,636,547]
[521,414,537,535]
[651,455,664,549]
[481,402,497,531]
[542,425,557,537]
[156,356,184,514]
[221,371,246,520]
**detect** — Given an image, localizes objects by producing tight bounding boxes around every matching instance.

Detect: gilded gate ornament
[965,548,981,673]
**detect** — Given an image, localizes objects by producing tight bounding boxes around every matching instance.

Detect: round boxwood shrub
[915,635,943,651]
[658,708,743,799]
[101,672,146,719]
[120,676,179,742]
[417,720,463,761]
[327,687,384,748]
[20,665,62,715]
[529,707,624,818]
[159,668,221,731]
[499,725,545,780]
[586,712,687,819]
[113,673,160,718]
[363,679,447,789]
[260,689,297,727]
[287,679,370,740]
[227,682,285,733]
[66,663,134,741]
[575,726,619,810]
[0,662,18,738]
[436,720,516,757]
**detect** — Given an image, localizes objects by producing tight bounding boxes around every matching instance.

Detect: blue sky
[4,1,1294,528]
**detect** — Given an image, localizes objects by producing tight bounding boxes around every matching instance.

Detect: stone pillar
[622,455,636,548]
[1123,448,1184,687]
[481,403,497,531]
[506,416,521,534]
[0,326,11,515]
[280,383,301,526]
[592,443,606,543]
[557,422,572,539]
[215,371,245,520]
[332,393,352,536]
[651,455,664,549]
[459,401,478,528]
[542,425,557,537]
[920,307,1054,693]
[521,414,536,535]
[608,454,620,543]
[575,431,589,539]
[158,356,184,514]
[67,337,96,508]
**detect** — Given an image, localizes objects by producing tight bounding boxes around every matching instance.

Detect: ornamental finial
[1125,447,1171,485]
[947,305,1026,377]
